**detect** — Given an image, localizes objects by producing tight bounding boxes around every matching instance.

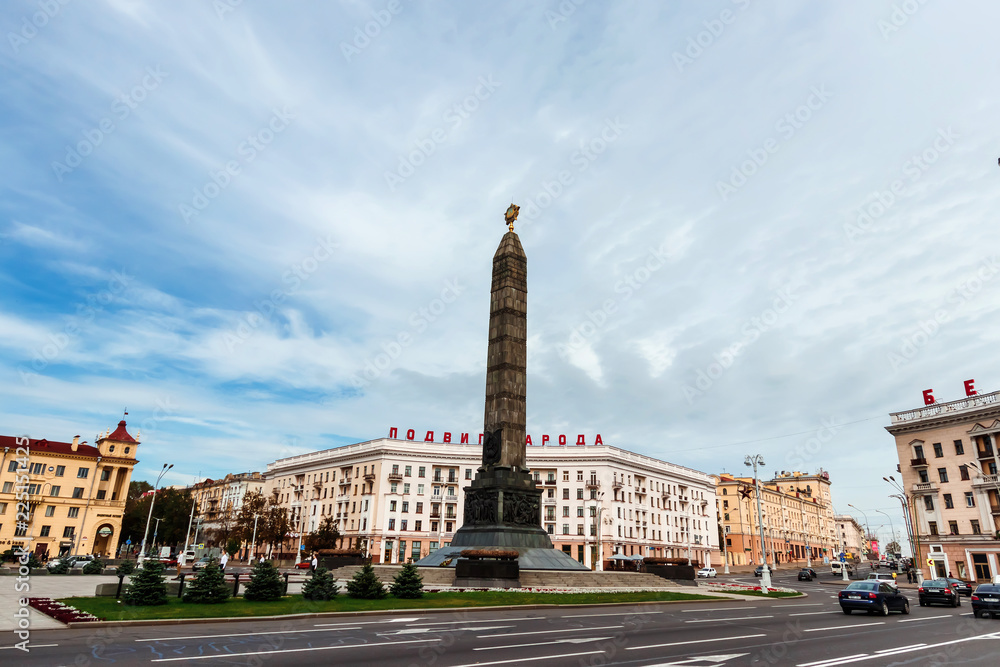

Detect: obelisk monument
[416,205,587,570]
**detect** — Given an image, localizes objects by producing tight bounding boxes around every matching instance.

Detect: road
[4,569,1000,666]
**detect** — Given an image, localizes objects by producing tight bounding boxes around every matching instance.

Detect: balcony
[388,472,403,482]
[338,478,351,487]
[910,457,928,467]
[912,482,938,494]
[430,512,442,519]
[543,497,557,505]
[445,494,459,503]
[586,478,601,489]
[972,474,1000,488]
[544,479,557,485]
[363,473,375,482]
[612,480,623,490]
[312,479,322,488]
[978,447,995,459]
[662,490,671,498]
[991,504,1000,516]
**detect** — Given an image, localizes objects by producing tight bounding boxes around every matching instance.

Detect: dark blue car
[839,580,910,616]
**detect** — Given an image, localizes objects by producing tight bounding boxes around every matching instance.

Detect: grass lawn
[715,590,801,598]
[62,590,719,621]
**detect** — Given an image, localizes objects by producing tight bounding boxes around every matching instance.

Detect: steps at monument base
[329,565,688,589]
[330,565,456,586]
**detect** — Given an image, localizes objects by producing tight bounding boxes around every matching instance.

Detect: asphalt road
[5,570,1000,666]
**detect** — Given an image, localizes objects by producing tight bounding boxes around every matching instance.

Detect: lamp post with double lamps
[745,454,772,590]
[139,463,173,565]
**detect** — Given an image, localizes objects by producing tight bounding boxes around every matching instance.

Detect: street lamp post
[745,454,772,590]
[591,491,605,572]
[885,476,922,584]
[847,503,871,563]
[181,485,197,568]
[803,507,812,568]
[151,517,162,550]
[875,510,896,556]
[139,463,173,565]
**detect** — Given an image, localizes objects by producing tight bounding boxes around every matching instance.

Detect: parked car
[839,580,910,615]
[866,572,899,589]
[295,559,313,570]
[47,554,95,571]
[158,554,178,567]
[696,567,717,578]
[944,578,973,597]
[754,564,774,577]
[918,579,962,607]
[798,568,814,581]
[191,557,214,571]
[971,584,1000,618]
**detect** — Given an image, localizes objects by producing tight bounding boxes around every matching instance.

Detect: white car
[697,567,717,578]
[866,572,899,589]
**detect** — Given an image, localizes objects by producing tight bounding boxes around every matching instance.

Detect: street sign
[840,555,845,563]
[126,539,131,545]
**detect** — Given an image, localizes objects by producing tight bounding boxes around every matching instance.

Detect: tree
[303,516,341,553]
[83,558,104,575]
[261,498,291,556]
[390,562,423,599]
[243,559,284,601]
[886,541,901,555]
[236,490,268,552]
[226,537,241,558]
[346,563,386,599]
[182,560,230,604]
[124,560,168,606]
[121,484,197,550]
[302,567,339,601]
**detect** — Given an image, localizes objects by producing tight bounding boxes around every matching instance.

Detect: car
[944,578,973,596]
[918,579,963,607]
[295,560,313,569]
[158,554,178,567]
[191,557,214,571]
[697,567,717,578]
[839,580,910,616]
[798,568,814,581]
[866,572,899,589]
[831,561,854,576]
[802,567,818,578]
[48,554,95,570]
[754,565,773,577]
[971,584,1000,618]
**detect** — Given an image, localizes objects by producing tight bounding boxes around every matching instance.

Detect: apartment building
[189,472,266,538]
[0,418,138,559]
[887,386,1000,582]
[714,470,837,567]
[264,437,718,568]
[834,514,865,559]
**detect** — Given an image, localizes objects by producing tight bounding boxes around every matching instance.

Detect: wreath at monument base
[460,549,519,560]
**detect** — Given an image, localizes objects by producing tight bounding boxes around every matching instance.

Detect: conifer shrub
[346,562,386,599]
[302,566,340,601]
[123,560,168,606]
[390,562,424,599]
[82,558,104,574]
[182,560,231,604]
[48,560,69,574]
[243,559,284,601]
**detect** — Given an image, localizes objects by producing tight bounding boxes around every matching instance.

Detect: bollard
[232,573,241,597]
[115,574,125,599]
[283,572,290,595]
[178,573,186,598]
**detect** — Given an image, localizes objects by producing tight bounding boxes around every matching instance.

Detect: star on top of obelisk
[504,203,520,232]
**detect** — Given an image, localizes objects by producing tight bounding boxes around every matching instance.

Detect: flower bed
[29,597,102,623]
[706,582,797,594]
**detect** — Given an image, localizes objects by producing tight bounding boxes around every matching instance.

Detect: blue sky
[2,1,999,550]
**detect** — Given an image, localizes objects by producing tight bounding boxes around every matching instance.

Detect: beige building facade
[265,437,718,568]
[189,472,266,541]
[0,419,138,559]
[887,387,1000,582]
[834,514,865,559]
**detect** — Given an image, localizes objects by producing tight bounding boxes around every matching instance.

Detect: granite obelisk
[416,205,587,570]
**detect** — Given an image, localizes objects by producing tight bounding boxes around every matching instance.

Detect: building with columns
[886,385,1000,582]
[713,470,837,568]
[264,436,718,568]
[0,418,138,559]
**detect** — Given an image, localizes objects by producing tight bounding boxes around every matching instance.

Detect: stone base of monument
[417,545,588,570]
[454,555,520,589]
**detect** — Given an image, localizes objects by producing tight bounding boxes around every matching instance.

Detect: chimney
[72,435,80,452]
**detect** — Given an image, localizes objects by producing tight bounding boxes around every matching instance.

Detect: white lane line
[789,611,840,616]
[774,603,823,608]
[803,622,885,632]
[685,615,773,623]
[626,633,767,651]
[563,611,663,618]
[406,616,545,626]
[798,654,868,666]
[314,618,419,627]
[478,624,622,638]
[875,643,927,654]
[449,650,604,667]
[137,627,362,642]
[681,606,755,612]
[794,629,1000,666]
[0,644,58,650]
[381,625,513,635]
[150,638,442,662]
[897,615,956,623]
[474,636,613,651]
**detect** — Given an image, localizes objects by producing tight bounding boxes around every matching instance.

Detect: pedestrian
[259,554,265,564]
[906,569,912,584]
[311,553,318,573]
[220,551,229,572]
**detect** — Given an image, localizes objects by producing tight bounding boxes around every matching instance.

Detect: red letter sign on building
[922,389,935,405]
[965,379,977,397]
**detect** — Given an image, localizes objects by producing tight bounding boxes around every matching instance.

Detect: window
[1,482,11,493]
[933,443,943,458]
[954,439,965,455]
[50,486,60,497]
[401,520,407,531]
[100,469,110,481]
[563,471,569,481]
[928,521,938,536]
[39,525,50,537]
[392,464,399,474]
[44,505,54,517]
[547,524,554,534]
[417,484,424,495]
[70,487,83,498]
[562,506,569,517]
[63,526,74,538]
[445,521,453,532]
[914,444,924,459]
[944,494,954,509]
[465,468,472,479]
[960,465,970,481]
[416,502,423,513]
[77,467,89,478]
[924,496,934,511]
[937,468,948,483]
[29,462,43,474]
[547,472,555,482]
[562,488,570,499]
[971,520,981,535]
[949,521,959,535]
[415,520,422,531]
[405,466,411,477]
[388,518,395,530]
[965,492,976,508]
[390,483,397,494]
[918,470,929,483]
[403,483,410,494]
[576,488,584,500]
[433,486,441,496]
[411,541,421,559]
[418,467,426,478]
[577,507,584,517]
[577,524,584,535]
[577,471,584,481]
[96,490,106,500]
[723,500,729,509]
[562,524,569,535]
[402,501,409,513]
[55,465,65,477]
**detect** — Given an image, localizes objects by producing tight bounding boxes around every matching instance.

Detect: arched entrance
[92,524,115,557]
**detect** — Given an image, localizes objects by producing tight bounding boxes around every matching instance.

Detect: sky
[2,1,999,554]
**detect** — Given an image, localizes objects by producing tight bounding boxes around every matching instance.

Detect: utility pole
[139,463,173,565]
[745,455,772,590]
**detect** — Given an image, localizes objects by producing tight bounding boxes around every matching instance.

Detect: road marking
[478,624,622,638]
[803,622,885,632]
[685,615,773,623]
[794,629,1000,666]
[563,611,664,618]
[314,617,419,626]
[0,644,58,650]
[681,607,755,612]
[406,616,545,626]
[774,603,823,607]
[798,654,868,666]
[641,654,750,666]
[137,627,362,642]
[626,634,767,651]
[789,611,840,616]
[449,650,605,667]
[150,638,442,662]
[874,643,926,654]
[474,636,613,651]
[382,625,513,635]
[897,615,956,623]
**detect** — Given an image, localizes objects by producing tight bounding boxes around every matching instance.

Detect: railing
[363,473,375,482]
[612,480,623,490]
[890,390,1000,423]
[545,479,557,485]
[388,472,403,481]
[429,512,441,518]
[586,478,601,489]
[972,474,1000,487]
[445,495,459,503]
[978,447,995,459]
[912,482,937,493]
[910,457,928,467]
[338,478,351,486]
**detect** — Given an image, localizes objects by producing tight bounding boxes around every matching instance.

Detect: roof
[0,435,102,459]
[104,420,137,443]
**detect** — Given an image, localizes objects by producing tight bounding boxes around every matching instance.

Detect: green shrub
[116,560,136,576]
[390,562,424,599]
[302,567,339,601]
[83,558,104,574]
[123,560,168,606]
[243,560,284,602]
[182,560,230,604]
[346,563,386,599]
[48,560,69,574]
